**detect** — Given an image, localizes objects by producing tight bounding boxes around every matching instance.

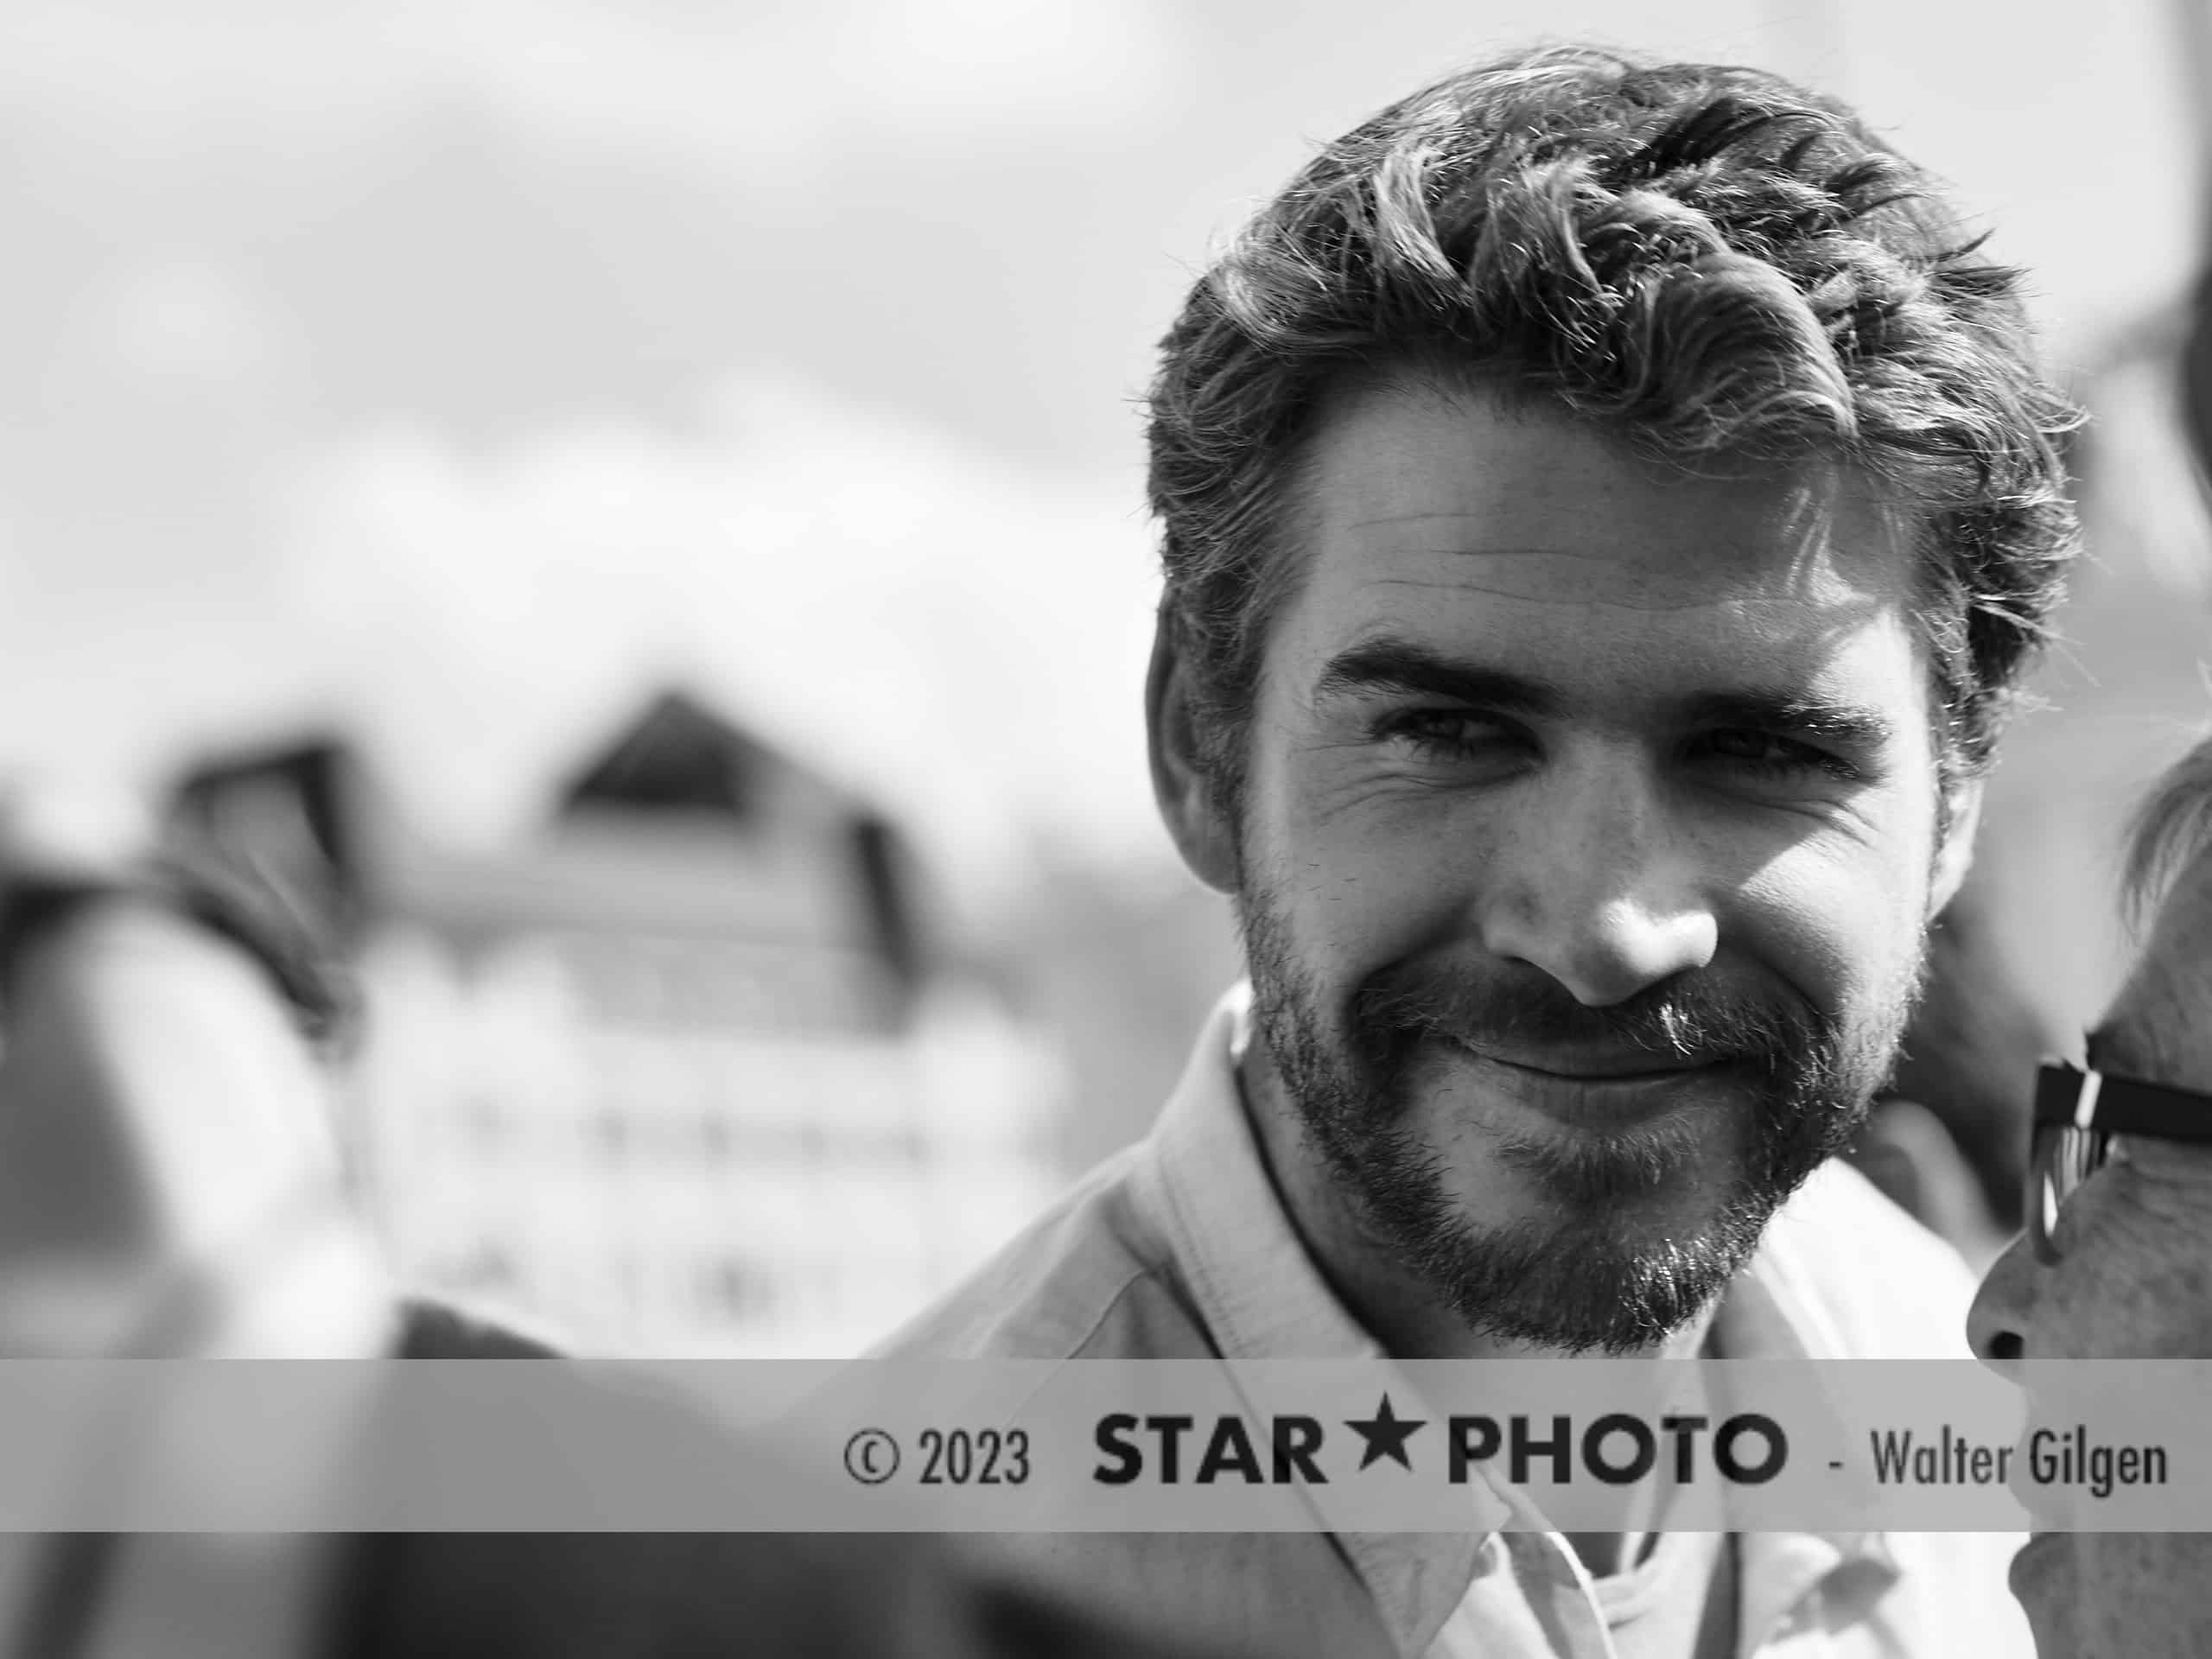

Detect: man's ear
[1145,617,1241,895]
[1929,775,1985,917]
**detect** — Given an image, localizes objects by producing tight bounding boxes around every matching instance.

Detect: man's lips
[1461,1045,1716,1082]
[1433,1039,1734,1131]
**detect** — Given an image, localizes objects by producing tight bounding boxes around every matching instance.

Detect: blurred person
[0,835,1267,1658]
[1964,741,2212,1656]
[0,775,381,1362]
[0,838,396,1658]
[881,42,2078,1658]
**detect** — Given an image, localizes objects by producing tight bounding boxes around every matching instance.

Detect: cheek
[1731,841,1928,1011]
[2083,1242,2212,1357]
[2030,1209,2212,1358]
[2143,1255,2212,1351]
[2075,1535,2212,1650]
[1249,760,1474,973]
[1259,824,1462,988]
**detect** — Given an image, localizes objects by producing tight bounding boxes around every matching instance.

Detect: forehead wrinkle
[1357,558,1871,616]
[1341,491,1860,584]
[1363,572,1821,616]
[1342,480,1849,537]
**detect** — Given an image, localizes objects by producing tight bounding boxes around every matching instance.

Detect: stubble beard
[1236,880,1926,1356]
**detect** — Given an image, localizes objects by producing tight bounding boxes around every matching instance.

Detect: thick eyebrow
[1311,636,1895,749]
[1680,690,1895,750]
[1312,639,1565,715]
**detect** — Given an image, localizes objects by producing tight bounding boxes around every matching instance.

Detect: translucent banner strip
[0,1358,2191,1532]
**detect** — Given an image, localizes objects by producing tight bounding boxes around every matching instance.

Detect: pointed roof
[555,689,794,822]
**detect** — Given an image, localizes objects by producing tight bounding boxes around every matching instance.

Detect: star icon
[1344,1393,1426,1471]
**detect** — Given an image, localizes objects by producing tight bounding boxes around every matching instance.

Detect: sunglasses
[2030,1062,2212,1264]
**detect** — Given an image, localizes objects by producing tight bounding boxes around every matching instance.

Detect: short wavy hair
[1148,45,2082,810]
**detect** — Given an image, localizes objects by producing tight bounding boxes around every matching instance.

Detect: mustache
[1352,965,1820,1070]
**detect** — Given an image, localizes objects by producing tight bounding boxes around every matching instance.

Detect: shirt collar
[1141,983,1381,1367]
[1139,983,1897,1654]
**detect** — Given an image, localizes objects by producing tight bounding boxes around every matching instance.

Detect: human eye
[1373,709,1520,766]
[1698,728,1860,783]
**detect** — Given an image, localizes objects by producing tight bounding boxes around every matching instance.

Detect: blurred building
[165,691,1065,1357]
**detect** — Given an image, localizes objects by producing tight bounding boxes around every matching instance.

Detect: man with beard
[880,42,2075,1659]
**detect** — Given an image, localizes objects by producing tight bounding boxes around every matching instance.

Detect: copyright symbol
[844,1428,899,1485]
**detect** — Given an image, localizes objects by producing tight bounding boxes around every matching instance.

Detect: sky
[0,0,2202,917]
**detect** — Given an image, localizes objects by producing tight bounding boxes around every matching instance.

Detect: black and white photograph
[0,2,2209,1655]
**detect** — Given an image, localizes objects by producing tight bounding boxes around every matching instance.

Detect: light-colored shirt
[879,987,2033,1659]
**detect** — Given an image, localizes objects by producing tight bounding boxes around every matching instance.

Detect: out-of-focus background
[4,0,2209,1356]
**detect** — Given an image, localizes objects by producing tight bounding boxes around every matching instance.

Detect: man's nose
[1476,757,1719,1007]
[1967,1232,2034,1377]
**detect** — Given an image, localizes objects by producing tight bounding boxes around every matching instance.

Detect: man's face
[1968,1144,2212,1658]
[1208,378,1955,1353]
[1968,890,2212,1656]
